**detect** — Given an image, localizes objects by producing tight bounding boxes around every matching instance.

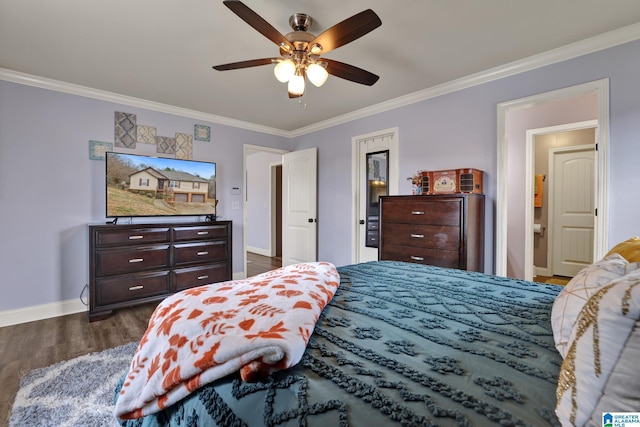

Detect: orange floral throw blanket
[114,262,339,420]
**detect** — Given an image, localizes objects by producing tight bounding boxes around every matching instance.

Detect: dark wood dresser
[88,221,232,321]
[378,195,484,272]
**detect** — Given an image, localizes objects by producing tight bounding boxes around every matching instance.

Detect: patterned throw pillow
[551,254,640,358]
[605,236,640,262]
[555,270,640,426]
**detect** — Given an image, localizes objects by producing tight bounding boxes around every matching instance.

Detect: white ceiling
[1,0,640,132]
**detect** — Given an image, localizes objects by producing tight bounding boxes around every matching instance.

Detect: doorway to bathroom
[528,121,597,283]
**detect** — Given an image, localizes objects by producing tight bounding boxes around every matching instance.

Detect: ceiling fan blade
[212,58,278,71]
[323,59,379,86]
[308,9,381,55]
[223,0,294,51]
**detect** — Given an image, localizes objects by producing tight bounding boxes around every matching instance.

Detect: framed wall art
[194,124,211,142]
[89,140,113,160]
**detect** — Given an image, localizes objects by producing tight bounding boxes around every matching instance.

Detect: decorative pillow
[551,253,640,358]
[605,236,640,262]
[555,270,640,426]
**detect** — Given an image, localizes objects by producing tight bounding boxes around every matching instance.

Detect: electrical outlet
[232,201,240,210]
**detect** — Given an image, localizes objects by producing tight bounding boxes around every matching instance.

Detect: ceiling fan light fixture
[274,59,296,82]
[213,2,382,98]
[309,43,322,55]
[288,73,305,96]
[306,62,328,87]
[279,42,292,54]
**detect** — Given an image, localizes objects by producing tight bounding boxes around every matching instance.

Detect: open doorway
[528,123,597,284]
[243,145,286,278]
[496,79,609,279]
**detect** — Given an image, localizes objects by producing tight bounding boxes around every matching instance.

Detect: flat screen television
[105,152,216,218]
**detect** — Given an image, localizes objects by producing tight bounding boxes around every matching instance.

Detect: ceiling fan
[212,0,382,98]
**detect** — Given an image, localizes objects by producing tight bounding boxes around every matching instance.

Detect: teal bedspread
[116,261,563,426]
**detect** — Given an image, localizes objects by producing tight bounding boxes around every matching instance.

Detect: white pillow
[555,270,640,426]
[551,254,640,358]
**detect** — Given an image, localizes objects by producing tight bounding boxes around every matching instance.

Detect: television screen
[105,152,216,218]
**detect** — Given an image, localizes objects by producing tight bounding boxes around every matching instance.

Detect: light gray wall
[292,88,498,272]
[292,39,640,272]
[2,38,640,314]
[0,82,288,312]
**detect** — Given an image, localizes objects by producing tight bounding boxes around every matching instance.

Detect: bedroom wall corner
[0,79,289,323]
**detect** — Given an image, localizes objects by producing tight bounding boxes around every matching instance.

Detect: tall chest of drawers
[88,221,232,321]
[378,195,484,272]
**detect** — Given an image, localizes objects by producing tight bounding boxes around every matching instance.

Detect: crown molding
[2,22,639,139]
[290,22,640,137]
[0,68,291,138]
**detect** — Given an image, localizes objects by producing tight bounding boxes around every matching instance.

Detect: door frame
[525,121,597,281]
[269,163,282,258]
[351,127,399,263]
[243,144,288,279]
[496,79,609,277]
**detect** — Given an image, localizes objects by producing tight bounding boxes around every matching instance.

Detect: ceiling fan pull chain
[298,89,309,110]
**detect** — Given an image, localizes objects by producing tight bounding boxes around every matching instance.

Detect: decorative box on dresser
[378,194,484,272]
[88,221,232,321]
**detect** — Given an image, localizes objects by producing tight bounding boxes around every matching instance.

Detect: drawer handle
[411,211,425,215]
[197,275,209,280]
[197,251,209,256]
[410,256,424,261]
[197,231,209,235]
[128,235,144,240]
[128,285,144,291]
[410,234,424,238]
[129,258,144,263]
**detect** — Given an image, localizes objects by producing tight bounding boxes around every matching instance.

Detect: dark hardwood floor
[0,253,283,425]
[533,275,572,285]
[0,302,158,426]
[247,252,282,277]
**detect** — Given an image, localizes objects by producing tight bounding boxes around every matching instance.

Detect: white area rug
[9,342,137,427]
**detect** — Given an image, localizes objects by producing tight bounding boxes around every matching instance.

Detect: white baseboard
[0,299,87,328]
[535,266,552,277]
[0,271,250,327]
[246,246,272,257]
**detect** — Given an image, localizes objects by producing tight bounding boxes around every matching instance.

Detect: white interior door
[354,128,399,263]
[282,147,317,266]
[551,147,595,277]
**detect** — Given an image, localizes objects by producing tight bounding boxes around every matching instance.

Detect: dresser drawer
[174,241,228,265]
[94,227,170,247]
[95,271,170,305]
[381,223,460,251]
[173,263,231,292]
[173,224,228,241]
[89,221,233,321]
[381,199,462,225]
[95,245,170,275]
[381,244,460,269]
